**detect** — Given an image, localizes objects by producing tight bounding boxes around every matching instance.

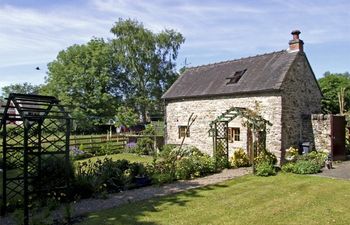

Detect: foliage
[115,106,139,127]
[45,38,119,132]
[73,152,94,160]
[110,18,185,122]
[45,19,184,132]
[297,151,328,165]
[346,126,350,154]
[175,151,216,180]
[254,150,277,166]
[318,71,350,114]
[135,137,155,155]
[143,124,156,135]
[230,148,251,168]
[73,158,147,198]
[253,150,277,176]
[76,153,154,165]
[99,142,123,155]
[214,141,229,169]
[285,146,299,161]
[281,162,295,173]
[290,160,322,174]
[31,156,75,197]
[149,145,217,184]
[282,150,327,174]
[255,161,276,176]
[1,82,41,99]
[160,144,177,156]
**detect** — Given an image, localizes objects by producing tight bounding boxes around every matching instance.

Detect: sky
[0,0,349,92]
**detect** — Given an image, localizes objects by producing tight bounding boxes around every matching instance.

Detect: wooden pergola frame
[0,93,71,225]
[209,107,272,167]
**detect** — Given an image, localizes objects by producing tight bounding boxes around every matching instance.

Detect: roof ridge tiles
[188,50,286,70]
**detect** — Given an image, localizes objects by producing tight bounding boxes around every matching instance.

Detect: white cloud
[0,4,112,67]
[0,0,349,85]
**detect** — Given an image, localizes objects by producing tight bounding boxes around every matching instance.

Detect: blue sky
[0,0,349,91]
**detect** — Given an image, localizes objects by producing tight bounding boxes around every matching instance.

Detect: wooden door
[331,115,346,160]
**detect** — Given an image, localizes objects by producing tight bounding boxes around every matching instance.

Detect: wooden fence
[69,134,164,152]
[0,133,165,155]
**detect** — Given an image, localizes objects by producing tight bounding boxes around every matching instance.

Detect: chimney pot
[291,30,301,40]
[288,30,304,53]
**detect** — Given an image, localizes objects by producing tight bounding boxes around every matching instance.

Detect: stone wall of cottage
[309,114,331,152]
[227,118,248,158]
[165,93,282,158]
[281,52,322,157]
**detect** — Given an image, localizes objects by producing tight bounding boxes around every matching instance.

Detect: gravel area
[1,167,251,225]
[315,160,350,180]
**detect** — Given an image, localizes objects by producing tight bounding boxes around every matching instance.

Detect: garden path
[315,160,350,180]
[65,167,252,219]
[1,167,252,225]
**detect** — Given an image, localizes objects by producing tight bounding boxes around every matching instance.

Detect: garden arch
[209,107,272,166]
[0,93,71,224]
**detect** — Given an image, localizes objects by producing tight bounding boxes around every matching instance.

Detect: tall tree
[1,82,41,98]
[45,19,185,132]
[110,18,185,122]
[45,38,121,132]
[318,71,350,114]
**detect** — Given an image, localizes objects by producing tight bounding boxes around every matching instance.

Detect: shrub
[230,148,250,168]
[281,162,295,173]
[99,142,122,155]
[31,156,75,194]
[290,160,322,174]
[214,141,229,169]
[297,151,327,166]
[72,172,103,198]
[254,150,277,166]
[5,152,24,169]
[135,137,154,155]
[255,161,276,176]
[159,144,177,157]
[175,153,216,180]
[73,158,148,198]
[143,124,156,135]
[73,152,94,160]
[150,172,174,185]
[282,151,327,175]
[149,145,217,184]
[285,146,299,161]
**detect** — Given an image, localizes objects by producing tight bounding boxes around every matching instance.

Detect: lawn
[78,173,350,225]
[76,153,154,164]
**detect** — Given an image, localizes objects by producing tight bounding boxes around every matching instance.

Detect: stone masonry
[310,114,331,152]
[165,93,283,158]
[165,52,322,162]
[281,52,322,153]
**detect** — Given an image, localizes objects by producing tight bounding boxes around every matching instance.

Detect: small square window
[226,69,247,85]
[228,127,240,142]
[178,126,190,138]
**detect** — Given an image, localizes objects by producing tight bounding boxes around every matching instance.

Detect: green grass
[76,153,154,164]
[78,173,350,225]
[0,169,22,199]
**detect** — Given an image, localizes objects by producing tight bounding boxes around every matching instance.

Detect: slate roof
[162,50,299,99]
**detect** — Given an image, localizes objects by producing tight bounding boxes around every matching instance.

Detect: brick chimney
[288,30,304,53]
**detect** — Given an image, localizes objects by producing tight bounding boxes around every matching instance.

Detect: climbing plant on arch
[209,106,272,167]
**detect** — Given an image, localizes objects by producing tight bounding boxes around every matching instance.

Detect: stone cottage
[162,30,323,161]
